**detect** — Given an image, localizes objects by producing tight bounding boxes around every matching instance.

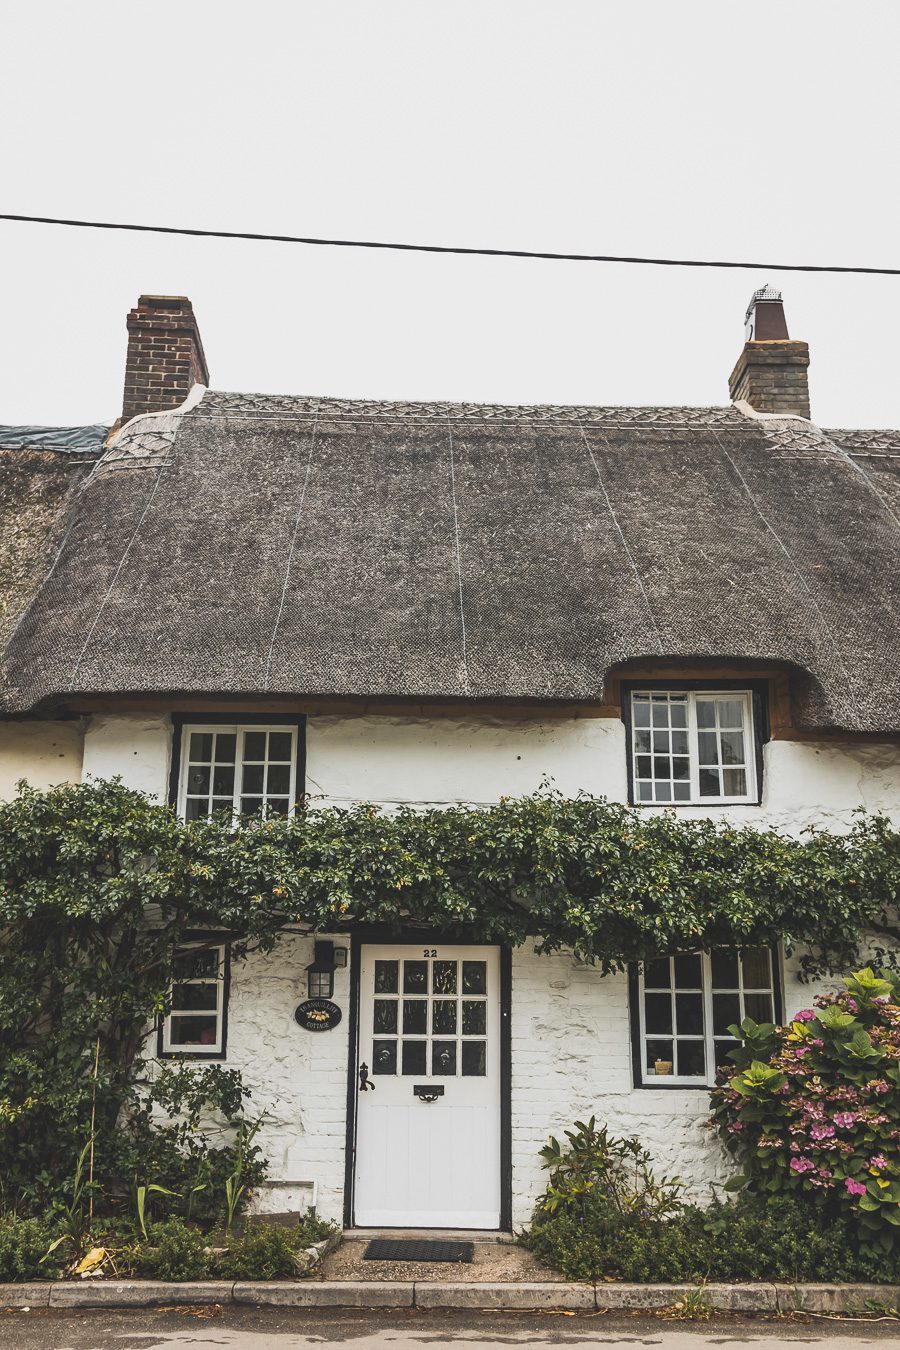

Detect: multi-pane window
[160,944,227,1057]
[630,691,756,804]
[636,948,776,1086]
[178,725,299,820]
[371,955,488,1078]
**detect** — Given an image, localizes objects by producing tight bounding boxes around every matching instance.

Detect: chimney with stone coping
[728,286,810,418]
[122,295,209,422]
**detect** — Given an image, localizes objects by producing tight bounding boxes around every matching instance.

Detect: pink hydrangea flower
[790,1157,815,1173]
[868,1155,888,1170]
[810,1123,836,1140]
[844,1177,867,1196]
[794,1009,816,1022]
[833,1112,857,1129]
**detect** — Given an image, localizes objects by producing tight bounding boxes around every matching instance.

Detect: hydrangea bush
[711,968,900,1252]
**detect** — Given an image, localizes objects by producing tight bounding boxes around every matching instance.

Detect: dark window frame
[620,679,769,807]
[157,931,232,1061]
[628,946,784,1090]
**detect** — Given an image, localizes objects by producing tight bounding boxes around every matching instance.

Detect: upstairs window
[633,948,777,1087]
[160,942,228,1058]
[177,725,300,820]
[628,690,757,805]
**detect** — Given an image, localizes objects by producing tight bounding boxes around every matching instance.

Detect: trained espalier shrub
[711,968,900,1253]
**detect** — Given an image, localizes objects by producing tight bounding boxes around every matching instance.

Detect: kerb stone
[0,1283,52,1308]
[49,1280,234,1307]
[233,1281,414,1307]
[414,1281,594,1309]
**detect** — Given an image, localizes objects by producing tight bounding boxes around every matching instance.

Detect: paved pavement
[1,1306,898,1349]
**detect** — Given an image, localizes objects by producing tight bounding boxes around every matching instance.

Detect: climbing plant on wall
[0,778,898,1212]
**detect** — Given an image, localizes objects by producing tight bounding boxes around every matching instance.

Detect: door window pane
[402,1000,427,1035]
[432,960,457,993]
[461,1001,486,1036]
[461,1041,486,1076]
[432,1000,457,1034]
[374,960,398,994]
[432,1042,456,1075]
[372,1041,397,1075]
[403,961,428,993]
[401,1041,427,1075]
[462,961,486,994]
[373,1000,397,1034]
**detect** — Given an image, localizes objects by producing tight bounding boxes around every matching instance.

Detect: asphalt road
[1,1307,899,1350]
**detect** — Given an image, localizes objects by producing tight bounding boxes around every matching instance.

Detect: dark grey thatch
[0,441,96,705]
[3,394,899,730]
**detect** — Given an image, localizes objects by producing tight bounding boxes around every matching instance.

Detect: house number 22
[423,948,437,957]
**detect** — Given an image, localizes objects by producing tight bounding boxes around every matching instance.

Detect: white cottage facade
[1,290,899,1229]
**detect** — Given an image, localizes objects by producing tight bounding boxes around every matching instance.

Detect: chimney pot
[729,287,810,418]
[122,295,209,422]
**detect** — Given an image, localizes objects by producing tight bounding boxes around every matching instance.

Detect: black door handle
[358,1062,375,1092]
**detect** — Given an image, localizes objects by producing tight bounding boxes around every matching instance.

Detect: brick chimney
[123,295,209,422]
[728,286,810,418]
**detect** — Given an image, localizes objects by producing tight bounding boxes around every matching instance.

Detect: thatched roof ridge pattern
[2,393,899,730]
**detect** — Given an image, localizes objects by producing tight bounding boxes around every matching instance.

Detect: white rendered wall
[0,721,83,799]
[508,942,848,1230]
[81,714,171,800]
[214,932,350,1223]
[62,710,900,1225]
[306,715,629,806]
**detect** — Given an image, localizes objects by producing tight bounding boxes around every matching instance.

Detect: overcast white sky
[2,1,899,428]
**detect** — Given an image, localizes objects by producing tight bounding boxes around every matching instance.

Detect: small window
[629,691,756,804]
[635,948,776,1086]
[160,943,228,1057]
[178,724,299,820]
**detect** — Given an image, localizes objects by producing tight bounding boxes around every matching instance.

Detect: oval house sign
[294,999,342,1032]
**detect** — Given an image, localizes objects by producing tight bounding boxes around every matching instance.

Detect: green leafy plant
[133,1217,211,1281]
[219,1218,335,1279]
[538,1118,683,1220]
[135,1184,179,1241]
[0,1215,67,1281]
[711,967,900,1255]
[2,779,900,1231]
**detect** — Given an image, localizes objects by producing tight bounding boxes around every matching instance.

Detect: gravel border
[1,1280,899,1313]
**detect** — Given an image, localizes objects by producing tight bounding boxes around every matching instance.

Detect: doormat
[363,1238,474,1263]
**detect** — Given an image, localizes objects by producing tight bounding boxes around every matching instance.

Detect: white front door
[353,943,501,1228]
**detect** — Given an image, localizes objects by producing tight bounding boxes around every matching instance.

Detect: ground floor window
[631,947,777,1086]
[159,942,228,1058]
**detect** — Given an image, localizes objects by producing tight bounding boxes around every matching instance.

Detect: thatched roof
[0,429,102,705]
[2,394,899,730]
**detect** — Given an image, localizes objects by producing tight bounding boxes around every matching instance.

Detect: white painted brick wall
[65,710,900,1225]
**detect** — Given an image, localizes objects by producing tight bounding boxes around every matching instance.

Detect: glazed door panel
[354,944,501,1228]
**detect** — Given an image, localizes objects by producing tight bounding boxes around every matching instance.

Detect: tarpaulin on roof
[0,425,108,454]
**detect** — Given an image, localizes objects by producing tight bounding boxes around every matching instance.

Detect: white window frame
[160,942,227,1058]
[629,690,757,806]
[177,723,300,821]
[636,949,776,1087]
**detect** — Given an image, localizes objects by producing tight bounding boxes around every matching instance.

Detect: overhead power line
[1,211,899,275]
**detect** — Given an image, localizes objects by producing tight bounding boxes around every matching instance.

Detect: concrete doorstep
[1,1279,900,1314]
